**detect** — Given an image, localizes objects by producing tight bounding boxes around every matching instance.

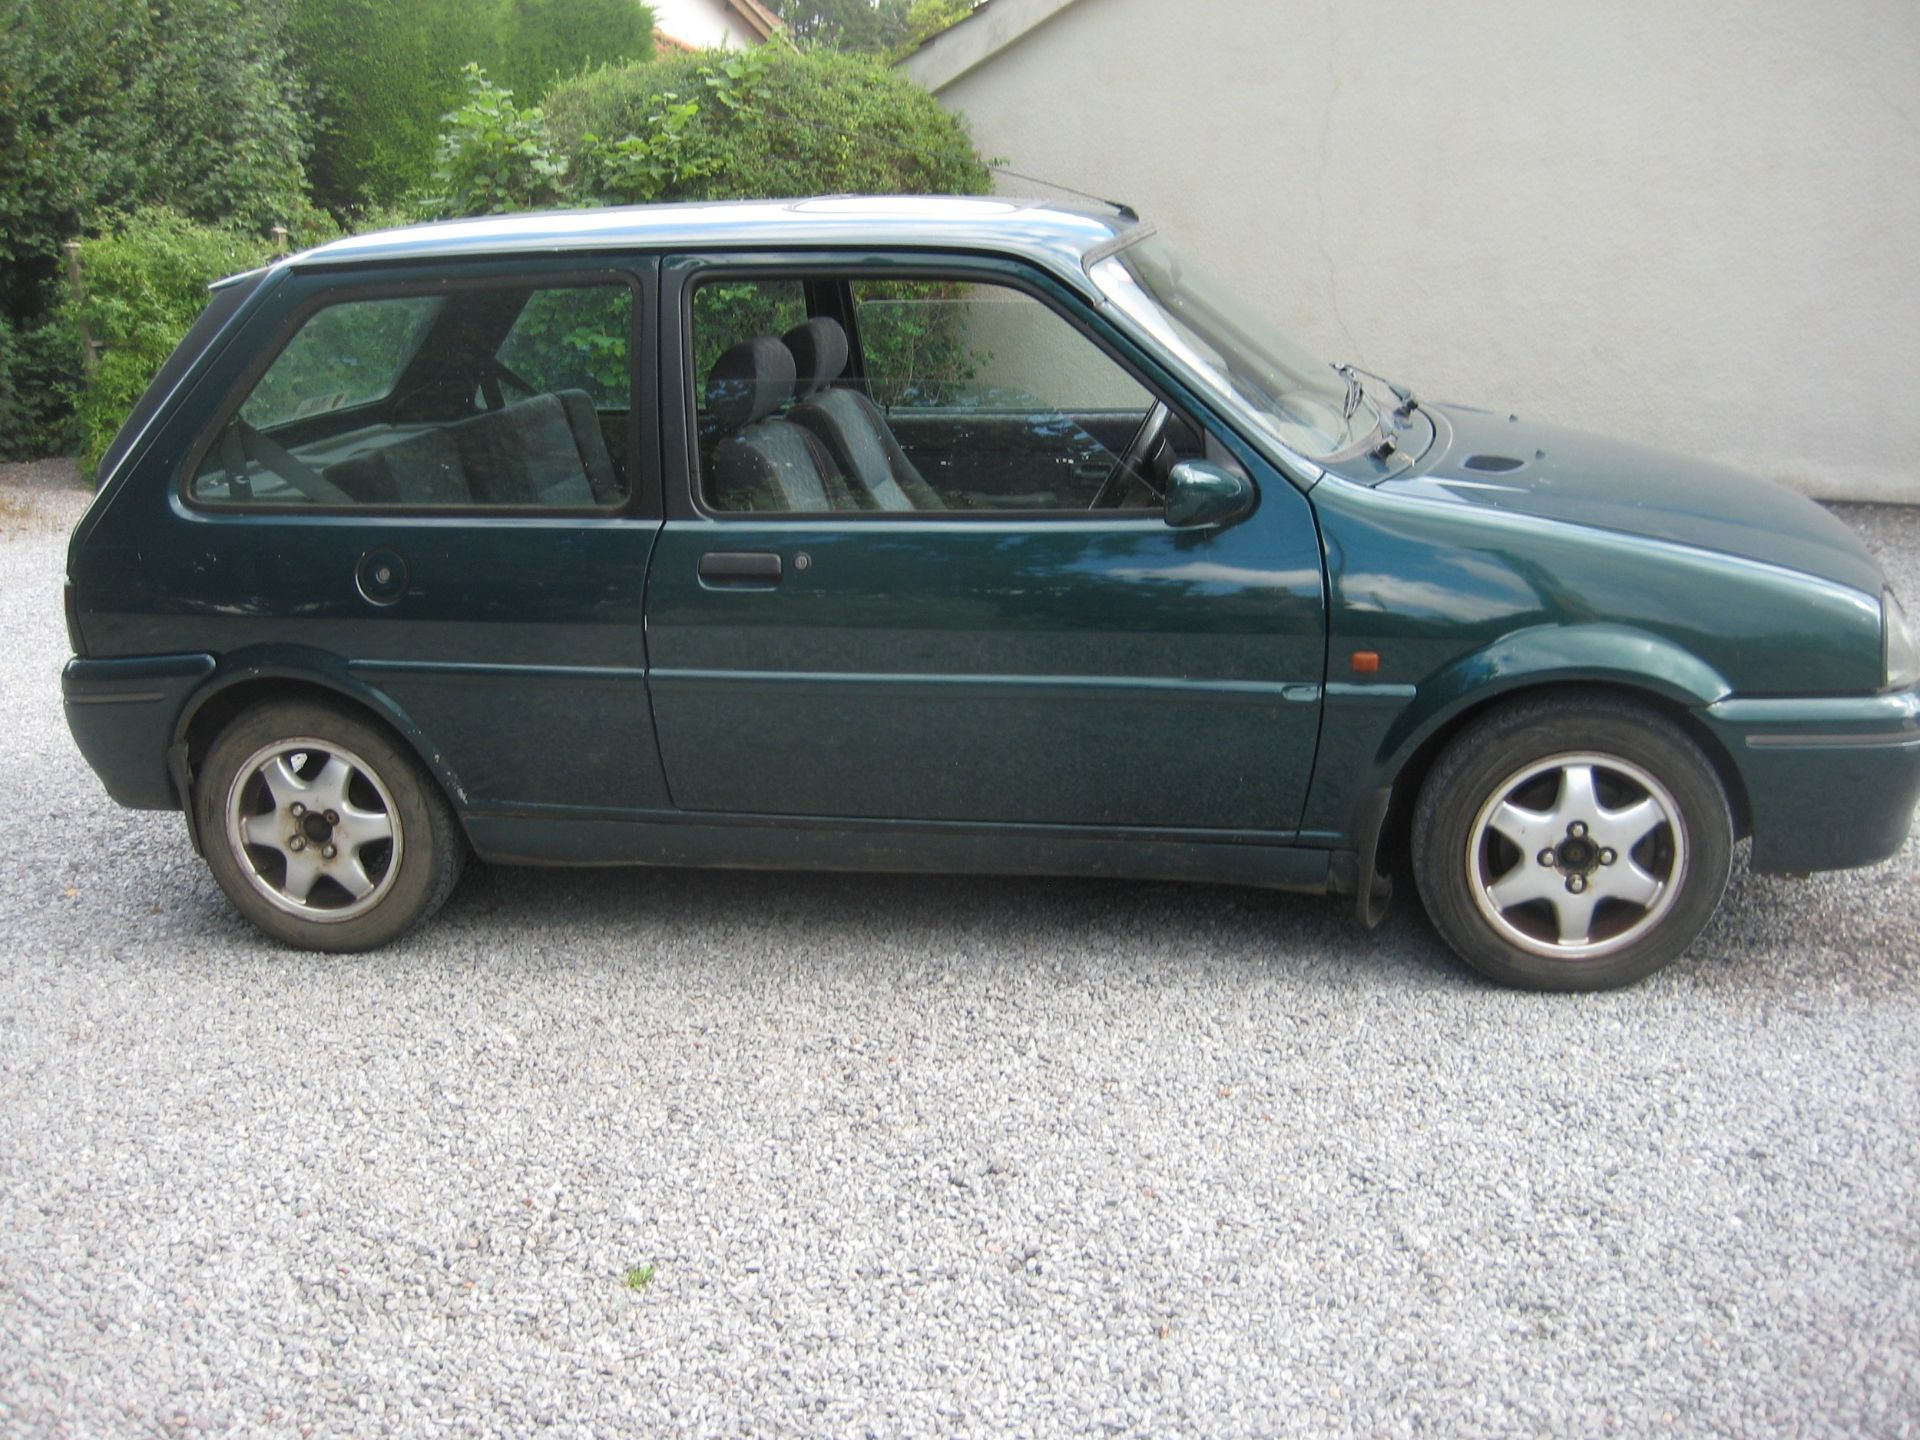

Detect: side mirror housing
[1164,460,1255,529]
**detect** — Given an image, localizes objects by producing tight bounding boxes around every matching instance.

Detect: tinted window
[192,283,634,510]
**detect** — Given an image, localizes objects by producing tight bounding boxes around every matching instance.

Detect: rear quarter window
[496,287,633,408]
[239,297,442,429]
[191,282,635,512]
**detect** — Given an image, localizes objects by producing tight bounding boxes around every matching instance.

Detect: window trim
[665,252,1226,526]
[176,263,655,521]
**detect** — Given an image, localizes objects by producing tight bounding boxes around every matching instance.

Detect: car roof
[268,196,1137,284]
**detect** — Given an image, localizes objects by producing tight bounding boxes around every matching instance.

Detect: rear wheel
[1412,697,1733,990]
[196,699,464,950]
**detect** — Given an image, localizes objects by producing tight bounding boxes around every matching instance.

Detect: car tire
[1411,694,1733,991]
[195,698,465,951]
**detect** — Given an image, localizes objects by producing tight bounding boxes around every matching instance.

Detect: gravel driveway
[3,464,1917,1438]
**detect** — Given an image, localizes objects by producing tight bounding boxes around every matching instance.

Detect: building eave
[898,0,1088,92]
[726,0,781,41]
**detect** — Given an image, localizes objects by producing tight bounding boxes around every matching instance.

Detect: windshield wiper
[1333,362,1412,461]
[1339,361,1419,419]
[1334,363,1366,422]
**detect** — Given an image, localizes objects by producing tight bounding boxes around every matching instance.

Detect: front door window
[689,274,1197,516]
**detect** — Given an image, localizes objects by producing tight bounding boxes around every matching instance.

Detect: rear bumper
[62,654,214,810]
[1706,688,1920,873]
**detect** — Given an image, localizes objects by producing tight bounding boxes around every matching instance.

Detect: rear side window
[239,297,442,429]
[496,287,632,408]
[191,282,635,510]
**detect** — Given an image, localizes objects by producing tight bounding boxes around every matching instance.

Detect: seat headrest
[706,337,796,431]
[782,317,850,400]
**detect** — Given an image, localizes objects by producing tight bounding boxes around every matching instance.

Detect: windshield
[1089,234,1374,461]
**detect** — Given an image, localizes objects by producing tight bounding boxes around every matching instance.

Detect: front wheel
[1412,697,1733,990]
[195,699,465,951]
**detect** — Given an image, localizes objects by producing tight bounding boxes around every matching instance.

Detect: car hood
[1374,403,1883,596]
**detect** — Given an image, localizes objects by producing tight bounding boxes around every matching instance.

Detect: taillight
[64,583,86,656]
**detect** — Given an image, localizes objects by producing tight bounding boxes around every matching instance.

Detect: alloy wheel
[224,737,403,922]
[1465,752,1687,960]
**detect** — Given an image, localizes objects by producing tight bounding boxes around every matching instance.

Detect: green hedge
[0,317,23,457]
[497,0,659,102]
[544,46,988,202]
[291,0,655,212]
[0,0,312,459]
[428,49,986,233]
[68,210,283,479]
[0,313,78,464]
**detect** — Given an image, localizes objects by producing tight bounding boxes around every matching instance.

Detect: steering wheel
[1089,401,1171,510]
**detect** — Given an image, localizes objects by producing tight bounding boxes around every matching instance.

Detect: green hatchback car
[62,197,1920,989]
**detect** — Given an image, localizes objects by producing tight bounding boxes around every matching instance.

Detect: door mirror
[1164,461,1255,529]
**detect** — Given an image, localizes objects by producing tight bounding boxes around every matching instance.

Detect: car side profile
[61,197,1920,989]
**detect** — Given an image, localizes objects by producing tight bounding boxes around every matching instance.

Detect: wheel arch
[1351,624,1757,885]
[1371,677,1753,884]
[172,653,470,851]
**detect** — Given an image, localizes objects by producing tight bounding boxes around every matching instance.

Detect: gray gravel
[2,471,1917,1438]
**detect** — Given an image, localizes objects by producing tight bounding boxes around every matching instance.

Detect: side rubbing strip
[1745,732,1920,750]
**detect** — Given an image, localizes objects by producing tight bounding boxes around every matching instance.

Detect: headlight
[1886,589,1920,689]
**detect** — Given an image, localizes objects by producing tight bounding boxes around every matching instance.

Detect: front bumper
[1705,687,1920,873]
[62,653,214,810]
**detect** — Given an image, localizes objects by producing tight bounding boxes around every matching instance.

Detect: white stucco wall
[908,0,1920,502]
[650,0,760,51]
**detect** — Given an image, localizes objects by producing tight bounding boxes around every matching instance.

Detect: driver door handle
[699,551,783,587]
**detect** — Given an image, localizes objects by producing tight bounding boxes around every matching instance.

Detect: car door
[643,254,1326,833]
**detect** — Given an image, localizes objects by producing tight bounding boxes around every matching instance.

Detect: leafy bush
[769,0,909,53]
[431,66,571,216]
[573,95,710,205]
[68,210,280,478]
[0,0,307,283]
[1,0,131,334]
[127,0,315,234]
[291,0,655,212]
[290,0,491,211]
[0,309,80,462]
[544,45,988,201]
[0,316,32,459]
[0,0,312,457]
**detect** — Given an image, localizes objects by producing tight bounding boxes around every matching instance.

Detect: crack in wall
[1315,0,1361,358]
